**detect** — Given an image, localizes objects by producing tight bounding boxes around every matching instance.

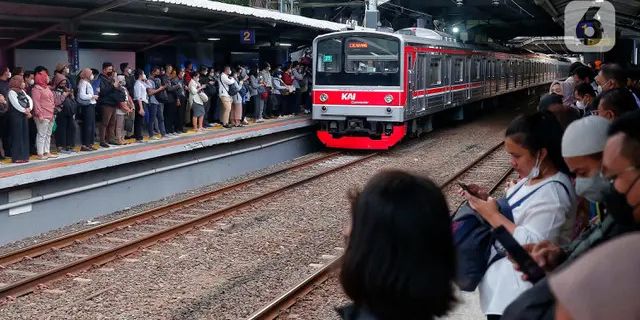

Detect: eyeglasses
[604,166,639,185]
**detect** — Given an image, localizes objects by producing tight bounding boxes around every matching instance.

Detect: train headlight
[319,93,329,102]
[384,94,394,104]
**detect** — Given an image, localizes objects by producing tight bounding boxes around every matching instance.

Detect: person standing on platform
[77,68,98,151]
[55,63,76,93]
[7,75,32,163]
[97,62,120,148]
[162,64,180,136]
[249,67,265,123]
[188,71,206,132]
[230,71,244,127]
[120,63,136,139]
[31,71,57,160]
[146,66,167,140]
[52,74,76,153]
[0,66,11,160]
[260,63,273,118]
[175,68,187,133]
[132,69,148,143]
[218,66,236,128]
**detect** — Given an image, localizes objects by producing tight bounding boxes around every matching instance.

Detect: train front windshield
[315,36,401,87]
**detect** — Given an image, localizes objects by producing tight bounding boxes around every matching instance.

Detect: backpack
[227,81,239,96]
[452,180,570,292]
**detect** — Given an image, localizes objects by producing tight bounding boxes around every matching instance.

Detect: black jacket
[337,305,378,320]
[97,73,122,107]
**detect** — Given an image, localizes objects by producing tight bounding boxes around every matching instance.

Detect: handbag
[62,95,78,116]
[198,92,209,103]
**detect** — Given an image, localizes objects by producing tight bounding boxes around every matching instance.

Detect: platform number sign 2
[240,29,255,45]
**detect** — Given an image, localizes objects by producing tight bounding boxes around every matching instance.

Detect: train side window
[428,57,442,86]
[471,59,480,81]
[454,58,464,83]
[417,54,428,90]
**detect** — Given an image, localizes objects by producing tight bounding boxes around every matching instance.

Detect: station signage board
[240,29,256,45]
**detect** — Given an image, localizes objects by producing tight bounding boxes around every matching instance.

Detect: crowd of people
[0,59,313,164]
[337,61,640,320]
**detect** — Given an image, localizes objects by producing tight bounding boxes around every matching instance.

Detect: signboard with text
[240,29,255,45]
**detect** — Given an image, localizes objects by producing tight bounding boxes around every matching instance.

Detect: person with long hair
[7,75,32,163]
[461,112,577,319]
[339,170,457,320]
[188,71,206,132]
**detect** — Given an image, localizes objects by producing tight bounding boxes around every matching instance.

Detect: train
[311,28,571,150]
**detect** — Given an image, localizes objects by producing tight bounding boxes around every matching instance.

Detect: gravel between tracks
[1,108,518,319]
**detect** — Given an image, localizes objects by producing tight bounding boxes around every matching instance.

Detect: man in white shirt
[133,69,148,142]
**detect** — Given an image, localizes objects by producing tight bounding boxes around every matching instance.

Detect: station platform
[0,115,317,244]
[0,116,313,190]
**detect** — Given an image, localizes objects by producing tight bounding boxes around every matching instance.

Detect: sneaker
[256,118,265,123]
[242,119,249,125]
[150,136,160,140]
[99,142,110,148]
[37,155,48,160]
[80,146,93,152]
[46,153,59,158]
[136,139,145,144]
[90,145,99,151]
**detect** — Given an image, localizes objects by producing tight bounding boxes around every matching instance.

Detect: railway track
[247,140,514,320]
[0,151,379,301]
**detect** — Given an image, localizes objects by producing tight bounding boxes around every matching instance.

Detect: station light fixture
[279,42,292,47]
[101,32,119,36]
[456,0,463,7]
[452,26,460,33]
[208,37,221,41]
[492,0,500,6]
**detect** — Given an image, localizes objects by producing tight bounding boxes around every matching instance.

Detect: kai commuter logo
[342,93,356,101]
[564,1,616,52]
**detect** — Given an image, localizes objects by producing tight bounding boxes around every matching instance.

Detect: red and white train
[311,28,570,150]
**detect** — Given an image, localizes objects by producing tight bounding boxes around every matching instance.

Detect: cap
[55,63,69,72]
[562,116,610,157]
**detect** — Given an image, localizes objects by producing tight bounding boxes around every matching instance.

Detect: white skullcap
[562,116,610,157]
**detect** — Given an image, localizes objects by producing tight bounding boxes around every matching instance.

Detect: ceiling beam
[4,0,134,49]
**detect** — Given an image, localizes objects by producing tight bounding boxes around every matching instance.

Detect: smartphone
[457,182,478,197]
[491,226,545,284]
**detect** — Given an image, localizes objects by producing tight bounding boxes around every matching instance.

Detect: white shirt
[218,73,236,98]
[188,79,203,105]
[479,172,576,315]
[8,90,33,113]
[134,80,148,103]
[77,79,96,105]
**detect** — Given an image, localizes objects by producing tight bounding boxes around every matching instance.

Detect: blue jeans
[147,103,166,138]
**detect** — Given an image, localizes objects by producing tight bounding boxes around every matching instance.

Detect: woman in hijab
[7,75,32,163]
[53,74,76,153]
[31,71,56,160]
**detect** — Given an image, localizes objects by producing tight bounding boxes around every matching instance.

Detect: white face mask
[90,74,95,81]
[64,68,69,74]
[575,170,609,203]
[7,72,11,79]
[596,85,603,94]
[576,100,586,110]
[28,79,35,86]
[528,154,542,180]
[142,74,147,80]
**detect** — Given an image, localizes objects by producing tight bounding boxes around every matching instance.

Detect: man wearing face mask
[573,83,596,117]
[595,63,640,108]
[594,88,637,121]
[97,62,121,148]
[562,116,610,225]
[502,111,640,320]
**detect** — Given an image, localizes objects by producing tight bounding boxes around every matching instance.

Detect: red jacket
[282,72,293,86]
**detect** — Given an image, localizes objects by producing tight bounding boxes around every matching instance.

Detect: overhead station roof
[0,0,362,52]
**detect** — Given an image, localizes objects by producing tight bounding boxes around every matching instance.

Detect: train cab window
[317,38,342,73]
[344,37,399,74]
[453,58,464,83]
[428,58,442,86]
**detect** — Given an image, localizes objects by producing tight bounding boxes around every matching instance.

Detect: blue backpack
[452,180,570,292]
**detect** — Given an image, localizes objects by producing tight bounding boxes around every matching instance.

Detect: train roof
[314,29,569,63]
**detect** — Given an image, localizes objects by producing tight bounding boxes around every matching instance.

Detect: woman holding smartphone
[460,112,576,320]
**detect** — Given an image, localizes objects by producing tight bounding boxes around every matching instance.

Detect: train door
[417,53,428,112]
[408,54,416,113]
[444,56,452,105]
[466,56,472,100]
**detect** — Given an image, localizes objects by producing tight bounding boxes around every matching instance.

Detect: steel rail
[0,153,378,300]
[246,141,510,320]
